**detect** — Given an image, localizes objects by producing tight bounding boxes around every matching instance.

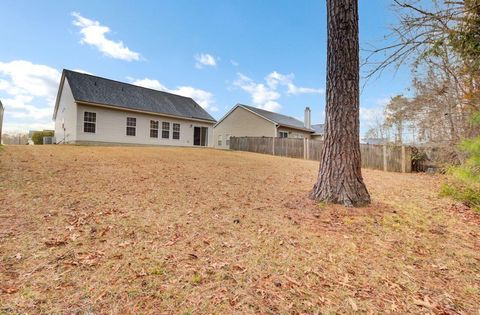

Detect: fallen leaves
[0,286,19,294]
[44,238,67,247]
[0,146,479,314]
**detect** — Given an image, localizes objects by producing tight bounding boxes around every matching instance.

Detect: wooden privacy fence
[230,137,412,173]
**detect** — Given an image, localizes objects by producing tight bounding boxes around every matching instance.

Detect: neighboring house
[311,123,325,140]
[213,104,323,148]
[0,100,3,144]
[362,137,388,145]
[53,70,216,146]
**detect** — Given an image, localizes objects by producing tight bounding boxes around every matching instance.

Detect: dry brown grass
[0,145,479,314]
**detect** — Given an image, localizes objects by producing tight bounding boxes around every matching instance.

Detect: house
[361,137,388,145]
[53,70,216,146]
[213,104,324,148]
[311,123,325,140]
[0,100,3,144]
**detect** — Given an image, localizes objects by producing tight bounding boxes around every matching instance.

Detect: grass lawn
[0,146,479,314]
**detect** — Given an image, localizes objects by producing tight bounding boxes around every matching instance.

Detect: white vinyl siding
[54,78,77,143]
[225,134,230,147]
[75,103,213,146]
[213,106,277,149]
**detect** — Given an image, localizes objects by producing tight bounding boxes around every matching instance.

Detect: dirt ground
[0,145,479,314]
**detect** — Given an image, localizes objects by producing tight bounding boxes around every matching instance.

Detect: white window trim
[150,120,159,138]
[126,117,136,136]
[172,123,180,140]
[83,111,96,134]
[162,121,170,139]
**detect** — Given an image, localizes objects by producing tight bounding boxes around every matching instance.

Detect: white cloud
[0,60,61,132]
[375,97,391,107]
[266,71,323,95]
[194,53,217,69]
[0,60,60,97]
[132,78,167,91]
[233,73,281,111]
[171,86,217,111]
[233,71,323,112]
[230,60,239,67]
[72,69,94,75]
[72,12,140,61]
[131,78,217,112]
[360,106,385,128]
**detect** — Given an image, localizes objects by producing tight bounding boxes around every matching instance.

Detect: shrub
[31,131,54,145]
[441,113,480,212]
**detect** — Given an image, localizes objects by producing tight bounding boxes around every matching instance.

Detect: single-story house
[213,104,324,148]
[0,100,3,144]
[361,137,388,145]
[311,123,325,140]
[53,70,216,146]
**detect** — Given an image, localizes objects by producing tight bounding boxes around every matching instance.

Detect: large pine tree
[310,0,371,207]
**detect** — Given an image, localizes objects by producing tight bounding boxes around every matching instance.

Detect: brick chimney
[304,107,311,129]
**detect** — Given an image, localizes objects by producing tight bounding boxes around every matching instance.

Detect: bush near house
[31,130,54,145]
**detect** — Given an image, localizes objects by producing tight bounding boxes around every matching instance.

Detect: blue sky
[0,0,411,135]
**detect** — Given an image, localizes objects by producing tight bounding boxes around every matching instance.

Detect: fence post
[272,137,275,156]
[306,138,310,160]
[401,146,406,173]
[303,138,306,159]
[383,145,388,172]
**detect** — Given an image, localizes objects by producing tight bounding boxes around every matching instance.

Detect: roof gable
[57,70,216,122]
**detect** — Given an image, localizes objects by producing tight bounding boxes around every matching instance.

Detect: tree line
[365,0,480,164]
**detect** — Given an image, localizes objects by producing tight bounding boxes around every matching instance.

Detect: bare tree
[310,0,370,207]
[363,0,480,162]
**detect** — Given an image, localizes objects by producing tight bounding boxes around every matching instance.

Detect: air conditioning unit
[43,136,55,145]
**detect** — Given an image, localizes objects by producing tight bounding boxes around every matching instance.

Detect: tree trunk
[310,0,370,207]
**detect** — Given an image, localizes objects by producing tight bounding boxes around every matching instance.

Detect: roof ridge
[240,104,306,123]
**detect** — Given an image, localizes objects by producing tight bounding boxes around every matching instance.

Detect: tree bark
[310,0,371,207]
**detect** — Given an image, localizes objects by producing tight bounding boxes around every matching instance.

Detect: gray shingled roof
[63,70,216,122]
[240,104,314,132]
[311,123,324,134]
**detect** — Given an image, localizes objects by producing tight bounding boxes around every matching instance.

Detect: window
[218,135,222,146]
[150,120,159,138]
[162,122,170,139]
[225,134,231,146]
[172,123,180,140]
[126,117,136,136]
[279,131,288,138]
[83,112,96,133]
